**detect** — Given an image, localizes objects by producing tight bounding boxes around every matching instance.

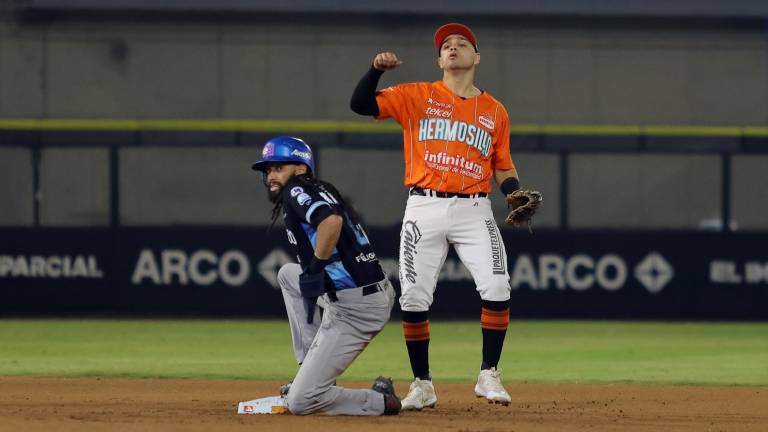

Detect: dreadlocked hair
[298,174,364,224]
[269,198,284,231]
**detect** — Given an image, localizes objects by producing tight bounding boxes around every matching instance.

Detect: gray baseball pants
[277,263,395,416]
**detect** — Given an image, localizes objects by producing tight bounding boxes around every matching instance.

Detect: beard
[267,183,283,203]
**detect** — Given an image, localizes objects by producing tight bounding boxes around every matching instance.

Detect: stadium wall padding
[1,227,766,320]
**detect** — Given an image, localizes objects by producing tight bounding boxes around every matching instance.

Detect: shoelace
[407,379,429,399]
[406,381,419,397]
[482,370,507,393]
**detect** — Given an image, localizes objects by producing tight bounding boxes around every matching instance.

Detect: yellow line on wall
[0,119,765,137]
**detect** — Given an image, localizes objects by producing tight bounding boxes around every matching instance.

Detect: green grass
[0,320,766,386]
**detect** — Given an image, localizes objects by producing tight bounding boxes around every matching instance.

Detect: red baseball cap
[434,23,477,51]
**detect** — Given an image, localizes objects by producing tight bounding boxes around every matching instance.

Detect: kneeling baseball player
[252,136,401,416]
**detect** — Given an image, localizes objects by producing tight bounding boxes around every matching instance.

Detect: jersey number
[319,191,338,204]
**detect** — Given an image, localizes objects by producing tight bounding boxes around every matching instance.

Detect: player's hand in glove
[299,272,324,324]
[506,190,543,233]
[299,256,332,324]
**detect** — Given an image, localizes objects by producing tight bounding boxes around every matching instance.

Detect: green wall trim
[0,119,766,137]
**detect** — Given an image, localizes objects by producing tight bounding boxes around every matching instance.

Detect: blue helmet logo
[251,136,315,173]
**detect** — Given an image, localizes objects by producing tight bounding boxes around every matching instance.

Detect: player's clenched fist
[373,52,403,71]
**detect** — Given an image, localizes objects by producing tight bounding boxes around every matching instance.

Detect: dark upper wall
[1,3,767,125]
[18,0,768,18]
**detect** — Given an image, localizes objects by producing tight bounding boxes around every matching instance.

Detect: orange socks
[480,300,510,370]
[480,307,510,331]
[403,320,430,342]
[402,311,431,380]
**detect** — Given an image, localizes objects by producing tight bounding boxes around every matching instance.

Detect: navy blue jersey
[280,176,385,290]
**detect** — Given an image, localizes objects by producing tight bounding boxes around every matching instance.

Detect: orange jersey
[375,80,514,194]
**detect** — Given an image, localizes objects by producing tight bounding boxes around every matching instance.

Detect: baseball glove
[505,190,543,232]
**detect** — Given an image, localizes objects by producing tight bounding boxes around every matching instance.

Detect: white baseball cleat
[474,367,511,405]
[400,378,437,410]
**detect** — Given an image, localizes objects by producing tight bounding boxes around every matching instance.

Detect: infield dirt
[0,377,765,431]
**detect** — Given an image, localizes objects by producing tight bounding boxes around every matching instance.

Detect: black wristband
[308,255,332,274]
[500,177,520,195]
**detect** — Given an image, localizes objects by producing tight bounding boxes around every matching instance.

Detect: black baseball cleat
[279,381,292,397]
[372,376,401,415]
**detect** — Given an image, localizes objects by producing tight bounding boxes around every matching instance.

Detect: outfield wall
[1,227,766,319]
[2,126,768,230]
[2,8,768,126]
[1,125,767,319]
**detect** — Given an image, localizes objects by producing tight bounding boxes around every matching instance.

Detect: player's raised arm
[349,52,402,116]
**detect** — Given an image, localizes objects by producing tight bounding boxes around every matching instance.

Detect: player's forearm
[494,168,518,185]
[313,214,343,260]
[350,66,383,116]
[495,168,521,196]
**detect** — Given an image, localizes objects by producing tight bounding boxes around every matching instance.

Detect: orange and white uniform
[376,80,515,194]
[375,80,513,311]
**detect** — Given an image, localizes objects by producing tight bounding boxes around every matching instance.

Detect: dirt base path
[0,377,765,431]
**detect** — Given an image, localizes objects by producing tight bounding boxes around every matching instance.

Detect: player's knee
[286,390,319,415]
[477,278,511,302]
[286,398,313,416]
[277,263,301,292]
[399,293,432,312]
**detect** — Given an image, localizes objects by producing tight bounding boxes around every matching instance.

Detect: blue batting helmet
[251,136,315,173]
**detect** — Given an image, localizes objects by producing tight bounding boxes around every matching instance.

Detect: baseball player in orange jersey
[350,23,520,409]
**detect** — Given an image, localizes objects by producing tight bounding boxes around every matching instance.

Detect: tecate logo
[296,193,312,206]
[478,115,495,130]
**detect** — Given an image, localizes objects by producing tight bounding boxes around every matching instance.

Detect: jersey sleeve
[374,83,414,123]
[491,104,515,171]
[283,183,337,226]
